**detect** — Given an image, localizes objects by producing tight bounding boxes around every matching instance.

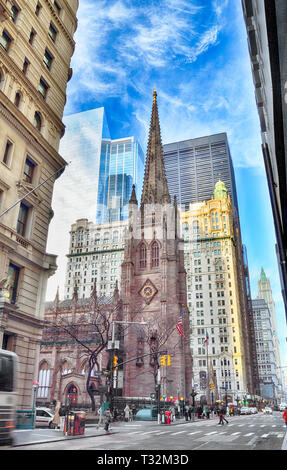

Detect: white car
[279,404,287,412]
[240,407,251,415]
[35,407,55,428]
[263,407,272,415]
[250,407,258,414]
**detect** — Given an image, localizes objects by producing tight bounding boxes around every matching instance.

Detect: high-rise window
[43,49,53,70]
[38,77,48,99]
[0,30,12,51]
[11,4,20,23]
[33,111,42,131]
[3,140,13,166]
[23,157,35,183]
[7,263,20,304]
[48,22,58,42]
[17,202,29,236]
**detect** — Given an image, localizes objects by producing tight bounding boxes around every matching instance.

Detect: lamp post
[32,381,39,428]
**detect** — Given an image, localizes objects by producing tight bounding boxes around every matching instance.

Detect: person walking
[218,407,228,425]
[124,404,131,422]
[96,406,103,429]
[104,408,112,434]
[283,407,287,427]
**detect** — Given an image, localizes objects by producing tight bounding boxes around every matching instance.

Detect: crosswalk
[122,421,285,441]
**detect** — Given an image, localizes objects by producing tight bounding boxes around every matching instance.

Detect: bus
[0,349,18,445]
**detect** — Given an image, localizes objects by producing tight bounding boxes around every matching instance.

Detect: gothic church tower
[121,90,192,399]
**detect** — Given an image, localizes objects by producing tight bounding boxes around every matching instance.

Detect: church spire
[140,89,171,207]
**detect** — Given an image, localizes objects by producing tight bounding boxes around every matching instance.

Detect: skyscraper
[59,108,145,225]
[163,133,238,212]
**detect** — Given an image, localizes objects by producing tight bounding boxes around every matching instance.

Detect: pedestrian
[283,407,287,427]
[221,407,229,424]
[97,405,103,429]
[171,406,176,422]
[104,408,112,434]
[184,405,189,421]
[218,407,228,425]
[188,405,192,421]
[124,404,130,422]
[52,400,61,430]
[205,406,210,419]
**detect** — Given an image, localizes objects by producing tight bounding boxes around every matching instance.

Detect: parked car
[35,407,55,428]
[263,407,272,415]
[240,407,251,415]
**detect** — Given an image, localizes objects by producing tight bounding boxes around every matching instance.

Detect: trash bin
[164,411,171,424]
[64,411,86,436]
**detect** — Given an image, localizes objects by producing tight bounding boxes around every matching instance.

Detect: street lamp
[32,381,39,428]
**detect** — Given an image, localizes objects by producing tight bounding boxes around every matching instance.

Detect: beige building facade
[181,181,257,403]
[0,0,78,408]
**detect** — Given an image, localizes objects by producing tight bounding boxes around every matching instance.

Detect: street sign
[150,392,156,399]
[103,370,110,375]
[93,371,103,376]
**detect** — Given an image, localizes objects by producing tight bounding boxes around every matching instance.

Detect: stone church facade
[120,90,192,399]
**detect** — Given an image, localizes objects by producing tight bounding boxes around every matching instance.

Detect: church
[120,90,192,399]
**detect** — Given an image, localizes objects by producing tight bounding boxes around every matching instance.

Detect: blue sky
[47,0,287,373]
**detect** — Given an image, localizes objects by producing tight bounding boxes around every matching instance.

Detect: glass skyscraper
[163,133,238,212]
[59,108,144,224]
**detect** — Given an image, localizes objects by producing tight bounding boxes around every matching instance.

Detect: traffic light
[160,356,166,366]
[210,382,214,391]
[113,355,118,370]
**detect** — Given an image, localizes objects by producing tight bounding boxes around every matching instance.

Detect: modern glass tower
[59,108,145,224]
[163,133,238,212]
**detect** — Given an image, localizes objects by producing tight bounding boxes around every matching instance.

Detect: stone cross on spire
[140,89,171,207]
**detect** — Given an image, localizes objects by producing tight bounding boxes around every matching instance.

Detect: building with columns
[0,0,78,409]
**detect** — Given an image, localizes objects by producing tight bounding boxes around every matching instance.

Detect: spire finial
[153,88,157,103]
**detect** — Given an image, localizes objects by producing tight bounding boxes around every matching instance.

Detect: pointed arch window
[139,243,147,268]
[37,362,50,398]
[151,241,159,267]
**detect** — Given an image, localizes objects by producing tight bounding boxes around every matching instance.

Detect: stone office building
[0,0,78,408]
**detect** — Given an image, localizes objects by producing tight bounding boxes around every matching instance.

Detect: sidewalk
[11,416,195,448]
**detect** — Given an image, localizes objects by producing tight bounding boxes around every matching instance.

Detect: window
[22,57,29,75]
[7,263,20,304]
[14,91,21,108]
[35,2,42,16]
[0,30,12,51]
[151,241,159,267]
[17,202,29,236]
[11,4,20,23]
[29,28,36,45]
[33,111,42,131]
[54,1,61,14]
[139,243,147,268]
[3,140,13,166]
[48,22,58,42]
[23,157,35,183]
[43,48,53,70]
[37,362,50,398]
[38,77,48,99]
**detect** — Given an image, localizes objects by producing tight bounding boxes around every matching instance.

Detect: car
[240,407,251,415]
[279,403,287,412]
[250,407,258,414]
[35,407,55,428]
[263,407,272,415]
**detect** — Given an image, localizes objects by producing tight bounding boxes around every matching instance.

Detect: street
[7,411,287,452]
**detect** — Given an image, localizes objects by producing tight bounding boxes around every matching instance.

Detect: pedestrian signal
[113,355,118,370]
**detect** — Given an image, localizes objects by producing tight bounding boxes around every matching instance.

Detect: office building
[242,0,287,317]
[252,298,279,401]
[181,181,257,403]
[59,108,145,225]
[64,217,126,300]
[163,133,238,212]
[0,0,78,409]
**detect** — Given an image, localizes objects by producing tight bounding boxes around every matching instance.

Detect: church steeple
[141,89,171,207]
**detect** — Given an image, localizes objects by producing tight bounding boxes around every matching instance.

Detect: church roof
[140,89,171,207]
[260,267,268,282]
